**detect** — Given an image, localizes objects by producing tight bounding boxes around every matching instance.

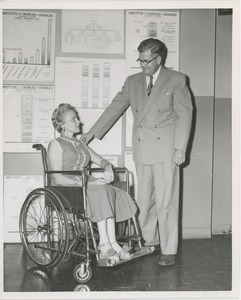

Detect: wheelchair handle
[33,143,44,151]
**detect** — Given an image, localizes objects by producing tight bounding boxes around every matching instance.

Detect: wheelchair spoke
[19,188,69,268]
[30,196,45,222]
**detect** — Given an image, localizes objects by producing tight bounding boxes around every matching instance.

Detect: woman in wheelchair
[48,103,137,262]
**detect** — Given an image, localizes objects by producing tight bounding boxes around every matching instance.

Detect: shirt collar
[146,65,161,85]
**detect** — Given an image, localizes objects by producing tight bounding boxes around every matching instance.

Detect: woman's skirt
[86,184,137,223]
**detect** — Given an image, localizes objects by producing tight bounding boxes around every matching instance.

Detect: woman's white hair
[51,103,79,133]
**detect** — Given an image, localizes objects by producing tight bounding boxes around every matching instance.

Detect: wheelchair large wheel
[19,188,70,268]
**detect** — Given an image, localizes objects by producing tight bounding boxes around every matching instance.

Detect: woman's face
[62,109,81,134]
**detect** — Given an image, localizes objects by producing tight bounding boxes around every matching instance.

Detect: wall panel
[2,9,232,241]
[182,97,214,238]
[180,9,216,96]
[180,10,215,238]
[212,98,232,234]
[212,12,232,234]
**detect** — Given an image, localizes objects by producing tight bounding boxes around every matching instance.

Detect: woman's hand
[87,165,114,186]
[103,165,114,184]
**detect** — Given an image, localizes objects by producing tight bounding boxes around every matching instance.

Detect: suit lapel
[139,67,167,123]
[135,73,147,114]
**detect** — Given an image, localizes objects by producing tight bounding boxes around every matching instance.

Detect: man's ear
[157,55,162,65]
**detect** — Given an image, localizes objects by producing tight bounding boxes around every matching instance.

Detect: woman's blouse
[55,135,91,171]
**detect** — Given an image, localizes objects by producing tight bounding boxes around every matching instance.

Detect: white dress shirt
[146,65,161,86]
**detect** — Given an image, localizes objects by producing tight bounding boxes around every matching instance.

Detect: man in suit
[81,38,193,266]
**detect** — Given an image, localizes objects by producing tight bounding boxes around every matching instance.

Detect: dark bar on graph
[47,19,52,65]
[81,65,89,108]
[103,62,110,108]
[35,49,40,64]
[41,37,46,64]
[18,52,22,63]
[92,64,100,108]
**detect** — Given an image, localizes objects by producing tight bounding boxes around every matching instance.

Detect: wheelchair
[19,144,154,284]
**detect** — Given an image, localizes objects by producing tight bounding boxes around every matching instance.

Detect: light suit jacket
[90,66,193,165]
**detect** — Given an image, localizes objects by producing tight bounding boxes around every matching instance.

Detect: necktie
[147,76,153,96]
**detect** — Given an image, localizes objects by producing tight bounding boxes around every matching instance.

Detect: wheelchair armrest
[46,170,88,189]
[114,167,129,176]
[89,167,130,193]
[90,167,129,174]
[46,170,85,176]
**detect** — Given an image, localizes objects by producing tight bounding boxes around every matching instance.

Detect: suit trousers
[135,162,180,255]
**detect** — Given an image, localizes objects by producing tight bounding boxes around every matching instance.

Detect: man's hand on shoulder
[80,132,95,144]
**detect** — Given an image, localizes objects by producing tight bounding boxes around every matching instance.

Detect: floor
[3,235,232,292]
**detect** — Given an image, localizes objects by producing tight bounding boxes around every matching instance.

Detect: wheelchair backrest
[33,144,51,186]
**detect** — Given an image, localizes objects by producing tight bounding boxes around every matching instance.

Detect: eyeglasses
[136,55,159,66]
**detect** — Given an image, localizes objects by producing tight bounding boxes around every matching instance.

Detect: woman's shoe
[111,241,132,260]
[98,242,115,259]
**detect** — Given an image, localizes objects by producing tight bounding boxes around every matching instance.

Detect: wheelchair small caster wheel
[73,263,92,283]
[74,284,90,292]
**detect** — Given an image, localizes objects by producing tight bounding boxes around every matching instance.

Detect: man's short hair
[137,38,167,65]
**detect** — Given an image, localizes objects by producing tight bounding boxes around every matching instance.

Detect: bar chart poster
[3,85,55,152]
[55,57,126,109]
[2,11,56,82]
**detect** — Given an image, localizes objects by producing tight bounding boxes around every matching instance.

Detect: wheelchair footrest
[117,234,140,240]
[97,256,133,267]
[131,246,155,259]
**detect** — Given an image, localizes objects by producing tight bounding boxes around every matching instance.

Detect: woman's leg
[97,219,108,245]
[96,219,115,258]
[106,217,122,252]
[107,218,131,259]
[106,218,121,252]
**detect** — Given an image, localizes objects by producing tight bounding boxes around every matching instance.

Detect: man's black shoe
[159,254,175,266]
